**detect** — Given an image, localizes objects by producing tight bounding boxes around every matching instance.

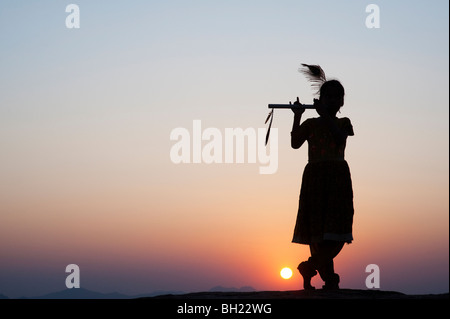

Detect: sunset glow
[0,1,448,298]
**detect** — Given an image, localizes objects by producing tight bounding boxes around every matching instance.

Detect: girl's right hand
[290,97,305,116]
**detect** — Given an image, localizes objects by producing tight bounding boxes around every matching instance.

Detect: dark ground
[150,289,449,299]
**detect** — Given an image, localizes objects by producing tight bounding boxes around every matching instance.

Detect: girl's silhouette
[290,66,354,290]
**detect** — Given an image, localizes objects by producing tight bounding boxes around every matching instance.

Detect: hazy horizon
[1,0,448,299]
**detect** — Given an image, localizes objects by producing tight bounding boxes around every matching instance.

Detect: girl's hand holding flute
[290,97,305,116]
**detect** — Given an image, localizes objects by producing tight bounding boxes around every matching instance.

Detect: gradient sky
[0,0,448,298]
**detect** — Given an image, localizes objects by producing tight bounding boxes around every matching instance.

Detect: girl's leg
[297,257,317,290]
[309,241,344,289]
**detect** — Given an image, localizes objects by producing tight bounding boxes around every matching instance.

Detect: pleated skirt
[292,160,354,245]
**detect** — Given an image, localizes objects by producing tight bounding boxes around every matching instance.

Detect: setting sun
[280,267,293,280]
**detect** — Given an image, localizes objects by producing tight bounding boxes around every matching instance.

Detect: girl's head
[319,80,345,114]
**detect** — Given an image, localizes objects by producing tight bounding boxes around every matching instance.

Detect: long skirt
[292,160,354,245]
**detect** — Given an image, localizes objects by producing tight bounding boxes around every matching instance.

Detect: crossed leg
[298,241,345,290]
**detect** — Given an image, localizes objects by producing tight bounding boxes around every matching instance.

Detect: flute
[268,104,315,109]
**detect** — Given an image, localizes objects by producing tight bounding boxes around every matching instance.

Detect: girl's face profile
[320,86,344,113]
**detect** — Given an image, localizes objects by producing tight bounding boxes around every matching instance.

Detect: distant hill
[21,287,254,299]
[209,286,256,292]
[20,288,185,299]
[8,286,255,299]
[9,286,446,300]
[26,288,129,299]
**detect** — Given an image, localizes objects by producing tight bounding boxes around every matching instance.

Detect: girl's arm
[290,97,307,149]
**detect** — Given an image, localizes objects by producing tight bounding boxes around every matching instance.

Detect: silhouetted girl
[290,66,354,290]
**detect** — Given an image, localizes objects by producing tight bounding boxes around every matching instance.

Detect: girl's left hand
[290,97,305,116]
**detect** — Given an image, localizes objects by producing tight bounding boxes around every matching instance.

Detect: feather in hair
[299,63,327,94]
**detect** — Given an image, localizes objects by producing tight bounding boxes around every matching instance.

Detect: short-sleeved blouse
[297,117,354,163]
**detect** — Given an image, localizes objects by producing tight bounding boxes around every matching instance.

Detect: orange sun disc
[280,267,293,279]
